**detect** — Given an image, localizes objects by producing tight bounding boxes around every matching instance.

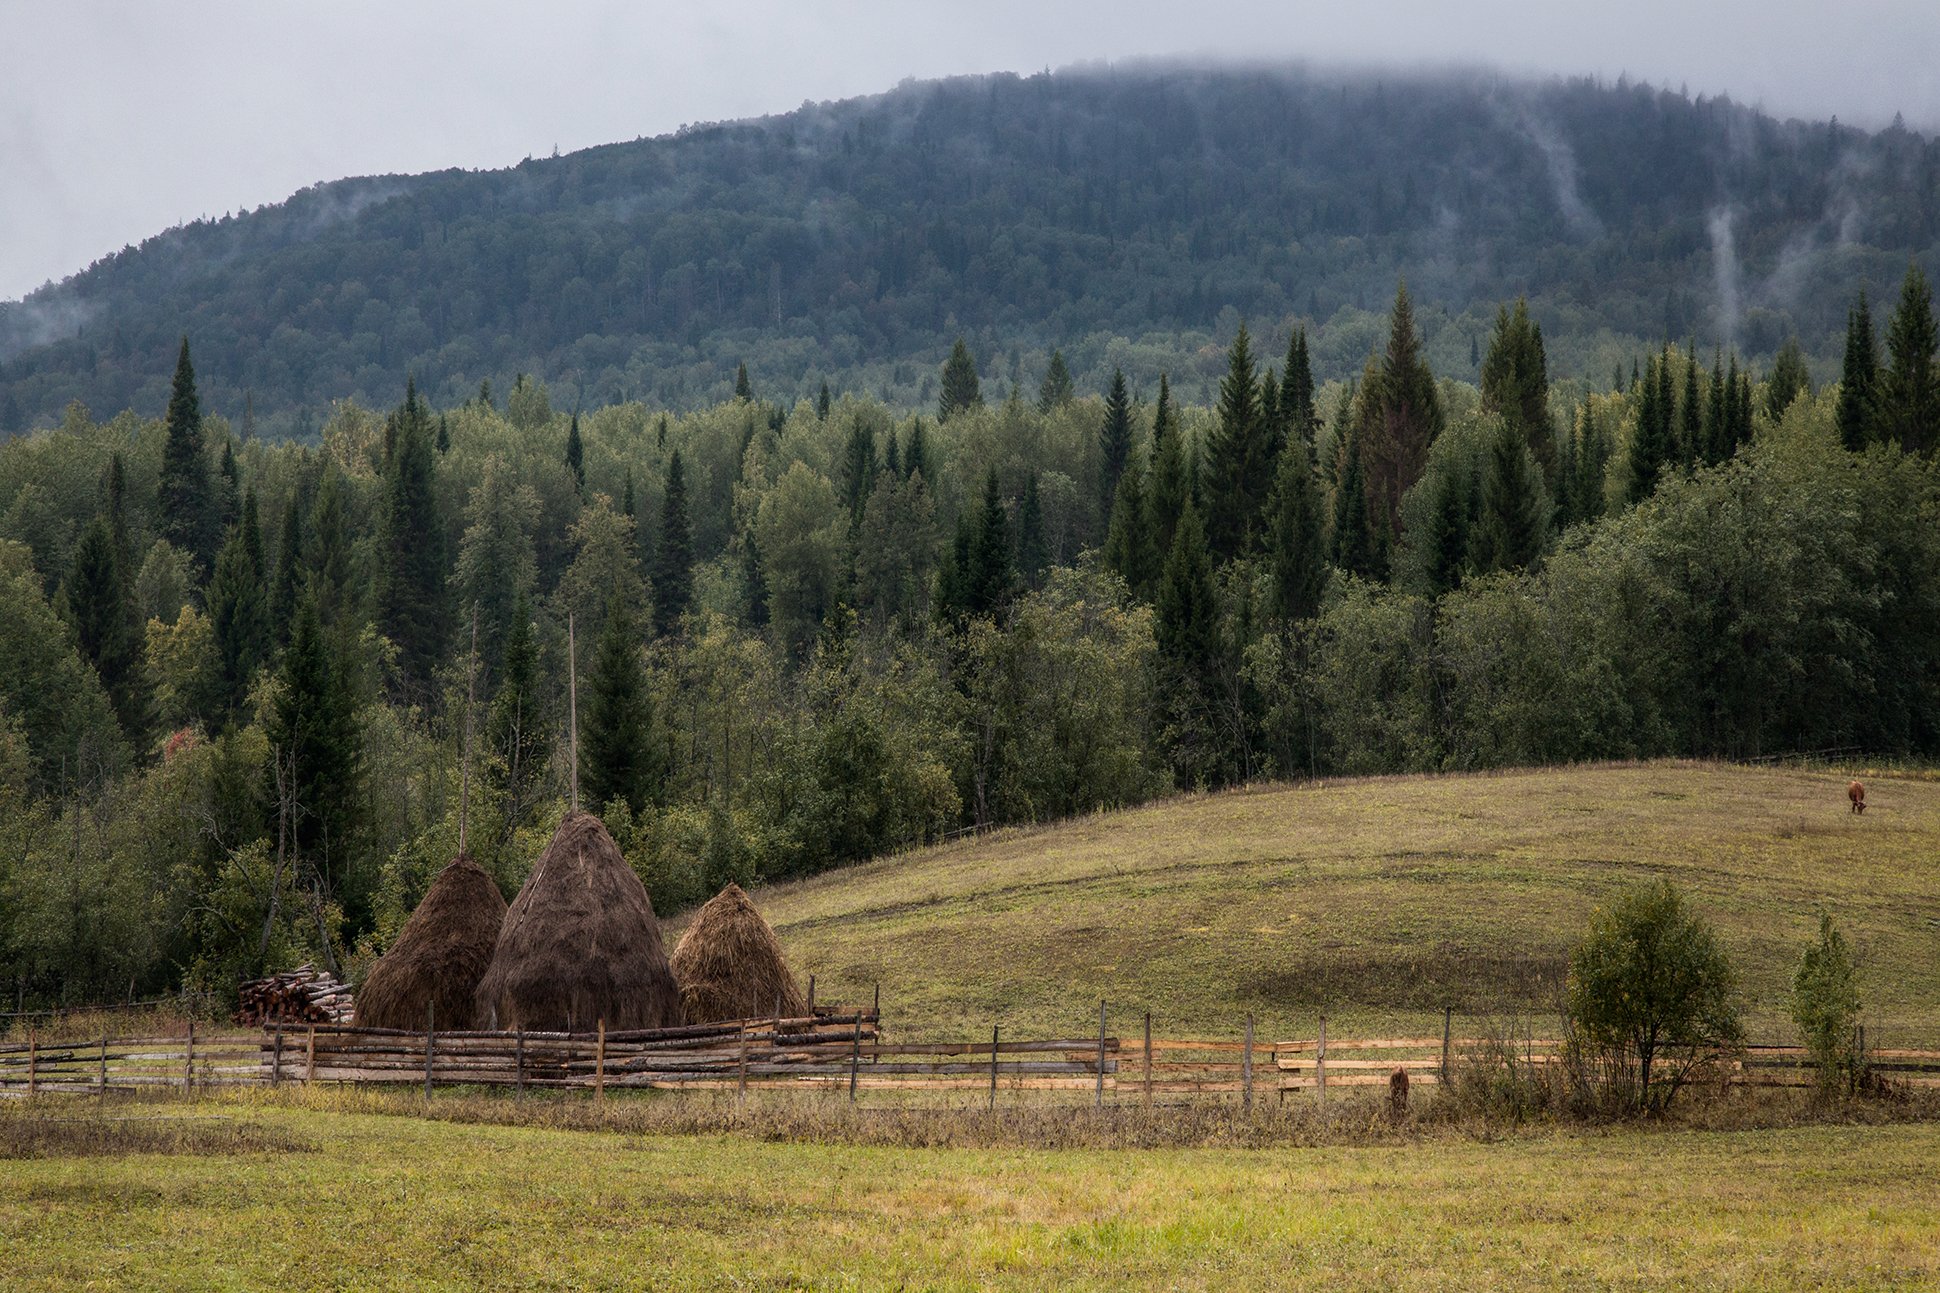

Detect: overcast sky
[4,0,1937,302]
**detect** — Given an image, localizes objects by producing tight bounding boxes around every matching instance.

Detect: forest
[1,247,1937,1010]
[4,64,1940,435]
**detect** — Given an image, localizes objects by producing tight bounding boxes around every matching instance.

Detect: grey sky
[4,0,1937,302]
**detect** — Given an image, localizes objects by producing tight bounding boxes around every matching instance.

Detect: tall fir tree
[817,381,832,421]
[1572,403,1611,523]
[265,595,362,901]
[271,496,304,646]
[740,531,770,630]
[1479,298,1555,479]
[1331,404,1377,579]
[1837,291,1879,452]
[653,450,695,637]
[378,377,448,695]
[565,412,585,493]
[1203,324,1271,560]
[157,336,216,576]
[1154,501,1224,786]
[62,515,146,742]
[1766,337,1812,420]
[1278,329,1317,452]
[1102,462,1159,599]
[840,419,878,525]
[1414,465,1473,598]
[1879,261,1940,455]
[1627,350,1673,504]
[207,518,270,723]
[963,468,1015,618]
[1265,432,1326,619]
[904,419,931,482]
[734,362,753,401]
[1037,349,1074,412]
[1146,373,1190,561]
[1366,282,1443,540]
[938,338,982,421]
[1098,368,1134,520]
[1016,471,1050,589]
[1469,417,1547,576]
[216,440,241,535]
[1678,351,1703,468]
[1704,354,1729,464]
[582,593,660,817]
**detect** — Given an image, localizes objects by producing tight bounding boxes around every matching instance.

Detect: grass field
[724,762,1940,1044]
[3,1098,1937,1291]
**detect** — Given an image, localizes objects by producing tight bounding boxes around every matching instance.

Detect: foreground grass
[729,762,1940,1043]
[2,1097,1936,1290]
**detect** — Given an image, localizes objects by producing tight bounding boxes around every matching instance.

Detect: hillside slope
[5,65,1936,432]
[731,763,1940,1043]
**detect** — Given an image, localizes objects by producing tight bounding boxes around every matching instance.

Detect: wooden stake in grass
[988,1023,1000,1111]
[304,1025,316,1087]
[595,1019,606,1103]
[848,1013,861,1103]
[1094,999,1107,1109]
[424,1001,436,1100]
[1317,1014,1328,1111]
[567,612,580,813]
[184,1018,195,1097]
[270,1026,282,1088]
[26,1025,36,1097]
[1143,1011,1153,1108]
[98,1028,107,1100]
[1242,1014,1255,1114]
[1442,1006,1452,1086]
[515,1028,526,1099]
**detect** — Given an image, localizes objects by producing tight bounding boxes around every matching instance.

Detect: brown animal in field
[1389,1066,1410,1117]
[1849,780,1867,814]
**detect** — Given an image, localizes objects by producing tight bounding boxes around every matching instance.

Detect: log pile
[233,965,355,1026]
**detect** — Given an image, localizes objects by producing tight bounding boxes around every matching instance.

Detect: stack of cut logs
[233,965,355,1026]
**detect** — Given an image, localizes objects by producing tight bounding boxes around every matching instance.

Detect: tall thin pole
[567,611,580,812]
[459,604,478,855]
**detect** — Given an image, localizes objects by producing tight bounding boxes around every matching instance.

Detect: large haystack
[669,883,808,1023]
[355,855,506,1030]
[473,810,682,1032]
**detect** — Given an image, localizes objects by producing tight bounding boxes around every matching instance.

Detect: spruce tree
[1203,324,1270,560]
[1102,462,1158,598]
[271,497,303,646]
[207,521,269,723]
[157,337,216,576]
[103,452,132,573]
[1480,298,1554,478]
[1154,502,1223,786]
[840,419,878,525]
[817,381,832,421]
[1627,351,1672,504]
[741,532,770,630]
[1146,373,1190,561]
[378,377,448,695]
[565,413,585,493]
[904,419,931,482]
[1279,329,1317,450]
[582,593,659,817]
[1265,433,1325,619]
[1838,291,1879,451]
[938,338,982,421]
[1704,354,1728,465]
[884,429,902,477]
[63,515,146,741]
[1766,337,1812,421]
[734,362,753,402]
[653,450,694,637]
[1331,414,1377,579]
[1037,349,1075,412]
[1016,471,1050,590]
[1469,418,1546,576]
[265,595,361,897]
[435,414,450,454]
[964,469,1015,617]
[1098,368,1134,519]
[216,440,241,535]
[1678,352,1703,468]
[1415,466,1472,598]
[1880,261,1940,454]
[1572,404,1611,522]
[1367,282,1443,540]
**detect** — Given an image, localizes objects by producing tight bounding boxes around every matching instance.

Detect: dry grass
[714,761,1940,1043]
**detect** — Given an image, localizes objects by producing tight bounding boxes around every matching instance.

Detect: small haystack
[355,856,507,1031]
[669,883,808,1023]
[473,810,681,1032]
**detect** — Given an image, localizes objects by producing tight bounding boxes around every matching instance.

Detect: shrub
[1792,913,1863,1095]
[1566,879,1742,1112]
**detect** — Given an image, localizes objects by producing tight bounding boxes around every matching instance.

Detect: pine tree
[1016,471,1049,589]
[1146,373,1190,561]
[1154,502,1224,786]
[1037,349,1075,412]
[1098,368,1134,519]
[938,338,983,421]
[271,497,303,646]
[1838,291,1880,452]
[1572,403,1611,523]
[653,450,694,637]
[435,415,450,454]
[1279,329,1317,450]
[904,419,931,482]
[1203,324,1270,560]
[63,515,145,741]
[265,595,361,896]
[1678,351,1703,467]
[1415,466,1472,598]
[582,593,660,817]
[964,469,1015,617]
[216,440,241,535]
[1332,409,1377,579]
[208,520,270,722]
[1366,281,1444,539]
[378,377,448,695]
[1102,462,1159,598]
[741,532,770,629]
[565,412,585,493]
[817,381,832,421]
[840,419,878,525]
[1766,337,1812,421]
[1469,418,1546,576]
[1627,351,1672,504]
[1879,261,1940,454]
[734,362,753,402]
[158,336,216,576]
[1704,354,1729,464]
[1265,433,1325,619]
[884,430,902,477]
[1480,298,1555,478]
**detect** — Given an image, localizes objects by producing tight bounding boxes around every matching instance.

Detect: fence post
[185,1018,195,1097]
[1242,1014,1255,1114]
[423,1002,437,1099]
[515,1028,526,1099]
[26,1025,35,1097]
[1143,1011,1152,1108]
[1317,1015,1328,1110]
[304,1026,316,1087]
[1095,999,1107,1109]
[271,1026,282,1088]
[807,975,816,1015]
[737,1023,749,1107]
[872,983,880,1023]
[848,1013,861,1103]
[595,1020,607,1103]
[988,1023,1000,1111]
[1441,1007,1452,1087]
[99,1029,108,1099]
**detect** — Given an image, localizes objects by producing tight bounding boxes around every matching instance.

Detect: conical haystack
[669,883,808,1023]
[355,855,507,1030]
[473,810,681,1032]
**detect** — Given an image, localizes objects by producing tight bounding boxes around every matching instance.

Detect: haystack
[354,856,507,1030]
[669,883,808,1023]
[473,810,682,1032]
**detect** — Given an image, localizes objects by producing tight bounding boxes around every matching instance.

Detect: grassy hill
[728,762,1940,1044]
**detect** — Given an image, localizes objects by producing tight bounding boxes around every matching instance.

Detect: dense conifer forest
[4,65,1939,434]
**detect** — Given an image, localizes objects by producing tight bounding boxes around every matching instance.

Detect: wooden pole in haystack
[567,612,580,813]
[459,604,478,856]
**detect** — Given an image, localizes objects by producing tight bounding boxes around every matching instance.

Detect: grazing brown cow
[1849,780,1867,814]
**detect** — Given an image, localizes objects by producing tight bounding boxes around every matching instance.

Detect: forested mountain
[4,63,1938,436]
